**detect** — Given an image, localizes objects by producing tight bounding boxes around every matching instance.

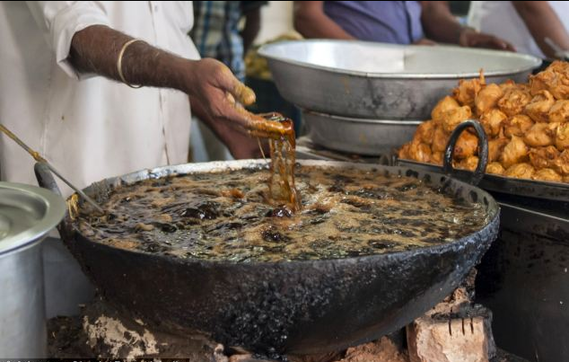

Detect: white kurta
[0,1,200,197]
[468,1,569,58]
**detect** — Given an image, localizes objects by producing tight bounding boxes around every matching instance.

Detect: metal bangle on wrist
[117,38,145,89]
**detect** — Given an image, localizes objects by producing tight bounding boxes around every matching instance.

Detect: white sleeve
[26,1,110,79]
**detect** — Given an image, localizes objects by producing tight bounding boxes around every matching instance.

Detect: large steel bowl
[303,110,420,155]
[259,40,541,120]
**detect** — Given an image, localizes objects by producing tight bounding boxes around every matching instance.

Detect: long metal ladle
[0,124,105,214]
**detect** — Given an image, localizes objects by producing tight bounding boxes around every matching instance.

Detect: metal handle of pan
[442,119,489,186]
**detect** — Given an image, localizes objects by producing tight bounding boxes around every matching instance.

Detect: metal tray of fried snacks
[397,121,569,203]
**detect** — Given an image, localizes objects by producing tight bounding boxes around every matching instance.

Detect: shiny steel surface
[259,40,541,119]
[303,110,420,155]
[0,182,66,254]
[0,182,65,358]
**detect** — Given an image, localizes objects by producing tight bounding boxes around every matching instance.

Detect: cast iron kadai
[397,120,569,202]
[35,159,499,358]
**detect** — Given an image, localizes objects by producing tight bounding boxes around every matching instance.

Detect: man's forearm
[69,25,194,93]
[513,1,569,58]
[421,1,462,44]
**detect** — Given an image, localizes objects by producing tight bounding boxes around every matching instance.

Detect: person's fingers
[214,63,257,106]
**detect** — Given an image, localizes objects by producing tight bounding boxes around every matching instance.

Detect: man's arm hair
[69,25,196,93]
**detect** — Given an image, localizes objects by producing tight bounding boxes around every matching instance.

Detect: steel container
[303,110,420,155]
[259,40,541,120]
[0,182,65,358]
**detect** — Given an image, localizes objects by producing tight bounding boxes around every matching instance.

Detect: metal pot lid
[0,182,66,255]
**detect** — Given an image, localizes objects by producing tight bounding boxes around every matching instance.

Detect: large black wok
[35,159,499,357]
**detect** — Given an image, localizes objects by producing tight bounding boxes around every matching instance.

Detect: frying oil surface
[78,166,488,262]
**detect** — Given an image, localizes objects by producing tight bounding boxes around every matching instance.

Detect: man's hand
[458,27,515,51]
[184,58,261,135]
[190,94,270,159]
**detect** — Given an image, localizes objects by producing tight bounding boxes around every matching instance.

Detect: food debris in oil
[77,166,489,263]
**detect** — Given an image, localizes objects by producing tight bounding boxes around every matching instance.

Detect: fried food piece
[475,83,503,115]
[500,135,529,168]
[414,121,436,144]
[524,122,557,147]
[407,139,432,163]
[529,61,569,99]
[525,90,555,123]
[398,143,410,159]
[548,100,569,123]
[431,152,444,165]
[498,86,532,117]
[454,131,479,159]
[442,106,472,133]
[486,162,505,175]
[505,163,535,180]
[431,125,450,153]
[489,137,509,162]
[499,79,516,92]
[431,96,460,123]
[532,168,563,182]
[556,122,569,150]
[529,146,560,169]
[457,156,479,171]
[480,108,507,137]
[453,77,484,108]
[504,114,534,138]
[553,149,569,175]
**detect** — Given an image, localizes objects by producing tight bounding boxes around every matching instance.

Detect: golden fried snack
[532,168,563,182]
[529,146,560,169]
[399,62,569,183]
[442,106,472,133]
[486,162,505,175]
[431,96,460,123]
[529,61,569,100]
[431,125,449,153]
[454,131,479,159]
[524,123,557,147]
[553,149,569,175]
[504,114,534,138]
[453,77,484,108]
[498,86,532,117]
[475,83,503,115]
[548,100,569,123]
[556,122,569,150]
[480,108,507,137]
[431,152,444,165]
[407,139,432,163]
[525,90,555,123]
[457,156,479,171]
[489,137,509,162]
[529,68,555,96]
[505,163,535,179]
[500,135,529,168]
[398,143,410,160]
[414,121,436,144]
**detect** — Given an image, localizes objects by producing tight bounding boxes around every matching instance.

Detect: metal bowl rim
[258,39,542,79]
[303,110,424,124]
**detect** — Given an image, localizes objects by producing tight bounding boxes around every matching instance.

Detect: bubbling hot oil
[78,166,489,263]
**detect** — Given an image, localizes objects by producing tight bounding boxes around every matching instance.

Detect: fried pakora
[525,90,555,123]
[400,62,569,184]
